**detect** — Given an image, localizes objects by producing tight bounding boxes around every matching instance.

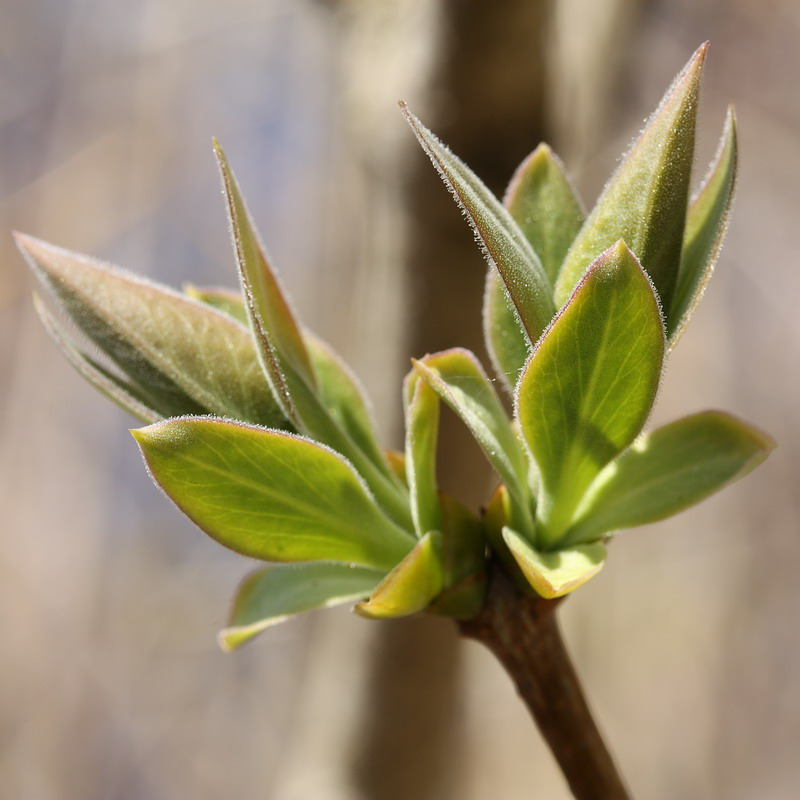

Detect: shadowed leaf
[413,348,533,536]
[219,562,383,651]
[669,107,738,344]
[184,284,248,325]
[485,144,585,391]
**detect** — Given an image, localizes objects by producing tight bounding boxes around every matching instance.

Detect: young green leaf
[503,527,606,599]
[518,241,665,547]
[554,44,707,316]
[18,233,288,427]
[412,348,533,536]
[184,284,249,325]
[214,140,316,418]
[132,417,415,571]
[219,562,384,651]
[404,372,441,537]
[505,143,586,285]
[564,411,775,544]
[668,107,738,345]
[354,531,443,619]
[401,103,555,346]
[485,144,586,391]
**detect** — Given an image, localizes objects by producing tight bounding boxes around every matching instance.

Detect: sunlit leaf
[219,562,383,651]
[404,372,441,537]
[505,143,586,284]
[564,411,775,544]
[402,103,555,345]
[554,44,708,316]
[355,531,443,619]
[132,417,415,571]
[668,107,738,344]
[518,241,665,547]
[413,348,533,536]
[17,233,287,427]
[503,527,606,599]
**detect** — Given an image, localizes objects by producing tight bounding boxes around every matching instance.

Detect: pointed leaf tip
[555,45,708,316]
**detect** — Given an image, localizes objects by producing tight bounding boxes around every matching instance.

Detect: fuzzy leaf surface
[485,144,585,391]
[503,527,606,599]
[219,562,383,651]
[413,348,532,534]
[669,108,738,344]
[133,417,415,571]
[355,531,443,619]
[518,242,665,546]
[565,411,775,543]
[18,234,287,427]
[402,104,555,345]
[554,44,707,317]
[215,140,316,413]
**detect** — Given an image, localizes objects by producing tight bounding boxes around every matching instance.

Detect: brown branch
[459,564,631,800]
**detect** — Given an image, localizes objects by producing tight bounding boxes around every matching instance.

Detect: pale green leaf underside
[402,103,555,345]
[669,107,737,345]
[413,348,533,534]
[518,241,665,547]
[219,562,383,651]
[133,417,415,571]
[17,234,286,427]
[355,531,443,619]
[503,527,606,599]
[564,411,775,543]
[554,45,707,317]
[184,284,249,326]
[405,374,441,537]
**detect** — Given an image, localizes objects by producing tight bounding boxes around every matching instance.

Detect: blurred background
[1,0,798,797]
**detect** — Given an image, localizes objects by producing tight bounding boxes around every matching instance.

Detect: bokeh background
[2,1,798,798]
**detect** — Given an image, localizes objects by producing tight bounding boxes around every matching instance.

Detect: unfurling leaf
[518,241,665,547]
[401,103,555,346]
[18,234,288,427]
[219,562,383,651]
[355,531,444,619]
[413,348,533,536]
[183,284,249,325]
[669,107,738,345]
[554,44,707,317]
[404,372,441,537]
[485,144,585,392]
[132,417,415,571]
[564,411,775,543]
[503,527,606,599]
